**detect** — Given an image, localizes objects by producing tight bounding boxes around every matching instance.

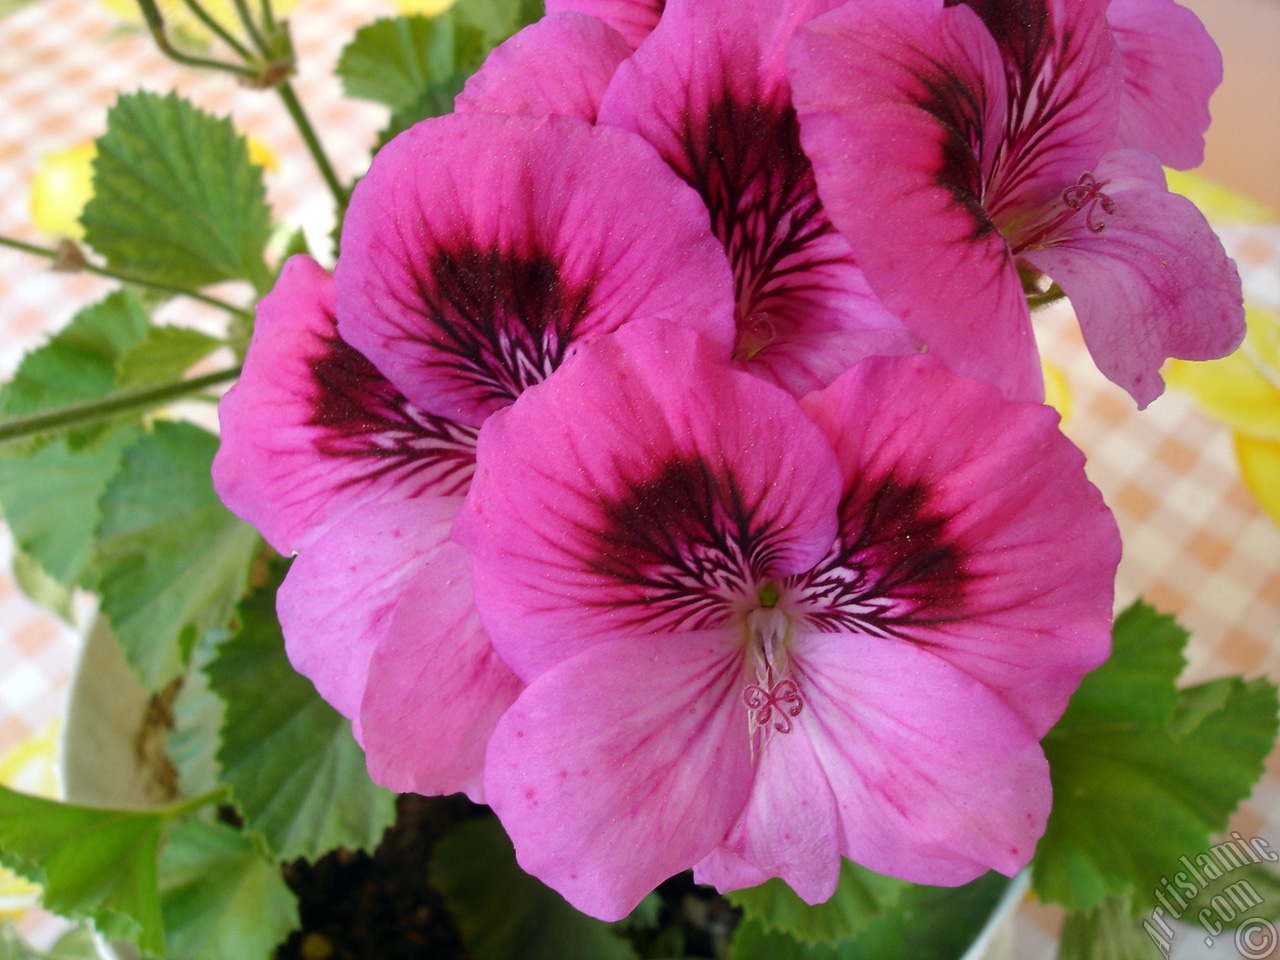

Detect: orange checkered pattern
[1,1,1277,956]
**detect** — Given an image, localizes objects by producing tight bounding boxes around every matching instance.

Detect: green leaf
[207,565,396,861]
[729,873,1010,960]
[0,291,150,424]
[431,816,638,960]
[82,91,273,293]
[1034,602,1280,913]
[727,860,908,946]
[114,327,223,391]
[0,785,165,956]
[452,0,542,39]
[159,819,299,960]
[1059,898,1157,960]
[341,12,491,153]
[95,421,262,690]
[10,548,74,622]
[338,15,477,111]
[167,629,228,798]
[0,426,139,587]
[1046,601,1187,738]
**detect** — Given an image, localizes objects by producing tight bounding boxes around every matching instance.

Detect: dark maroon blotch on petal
[584,456,790,631]
[793,475,971,639]
[400,241,596,410]
[674,90,846,338]
[307,335,478,497]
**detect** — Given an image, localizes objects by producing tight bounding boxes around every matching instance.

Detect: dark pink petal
[358,540,523,802]
[696,716,842,902]
[799,355,1118,737]
[336,113,735,427]
[484,632,754,920]
[1020,150,1245,407]
[276,497,462,727]
[213,256,478,554]
[455,13,632,122]
[454,320,841,682]
[954,0,1121,216]
[1107,0,1221,170]
[788,0,1044,402]
[793,632,1051,883]
[597,0,911,394]
[544,0,664,49]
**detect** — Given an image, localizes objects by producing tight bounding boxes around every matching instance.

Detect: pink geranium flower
[788,0,1244,407]
[454,320,1120,919]
[543,0,665,49]
[461,0,917,397]
[213,112,736,799]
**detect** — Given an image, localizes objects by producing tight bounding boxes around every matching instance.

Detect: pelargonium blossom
[788,0,1244,407]
[544,0,665,49]
[213,111,736,799]
[462,0,916,396]
[454,319,1120,919]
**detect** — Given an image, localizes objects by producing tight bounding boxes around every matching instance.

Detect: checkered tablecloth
[1,2,1277,955]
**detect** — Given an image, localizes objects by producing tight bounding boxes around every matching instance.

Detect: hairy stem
[135,0,258,77]
[0,368,242,446]
[0,235,252,319]
[277,81,349,217]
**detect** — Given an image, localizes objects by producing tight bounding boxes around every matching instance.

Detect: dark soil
[274,794,484,960]
[272,794,740,960]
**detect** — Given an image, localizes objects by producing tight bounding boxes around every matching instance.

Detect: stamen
[743,679,804,734]
[741,606,804,741]
[1061,172,1117,234]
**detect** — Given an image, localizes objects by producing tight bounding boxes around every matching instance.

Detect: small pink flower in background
[213,110,736,800]
[454,320,1119,920]
[1107,0,1223,169]
[788,0,1244,408]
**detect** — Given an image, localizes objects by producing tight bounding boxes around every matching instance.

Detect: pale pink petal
[484,631,754,921]
[335,113,735,427]
[213,256,477,554]
[277,497,463,726]
[455,13,632,122]
[454,320,841,681]
[798,355,1118,737]
[788,0,1044,402]
[697,719,842,903]
[1107,0,1221,169]
[692,847,771,894]
[544,0,664,49]
[794,631,1051,883]
[358,541,523,802]
[597,0,910,394]
[1020,150,1245,407]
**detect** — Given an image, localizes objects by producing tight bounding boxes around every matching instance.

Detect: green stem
[0,367,242,446]
[0,235,252,319]
[135,0,258,77]
[176,0,256,61]
[229,0,272,57]
[258,0,276,36]
[277,81,349,216]
[157,786,231,820]
[1028,285,1067,311]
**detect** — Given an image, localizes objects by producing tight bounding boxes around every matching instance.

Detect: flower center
[742,601,804,742]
